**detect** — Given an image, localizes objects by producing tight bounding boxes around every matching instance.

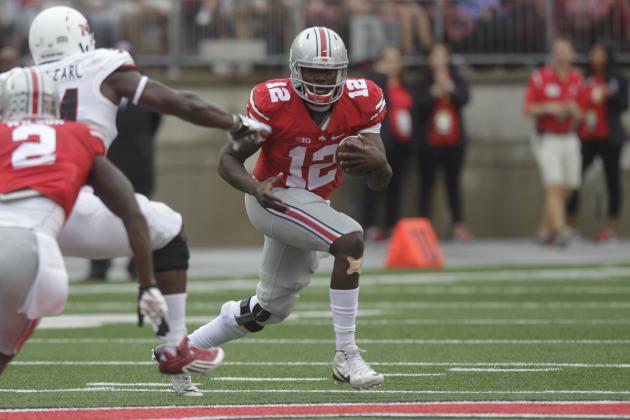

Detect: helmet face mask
[0,67,60,122]
[29,6,95,65]
[289,27,348,105]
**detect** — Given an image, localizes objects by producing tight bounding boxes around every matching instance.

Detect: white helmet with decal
[29,6,95,65]
[0,67,59,121]
[289,27,348,105]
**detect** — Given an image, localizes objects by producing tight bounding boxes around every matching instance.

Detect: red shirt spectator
[428,95,461,145]
[524,65,583,134]
[386,83,413,142]
[578,75,609,139]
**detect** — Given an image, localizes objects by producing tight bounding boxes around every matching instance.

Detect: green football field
[1,263,629,415]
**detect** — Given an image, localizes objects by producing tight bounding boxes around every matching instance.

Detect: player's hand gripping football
[138,284,170,336]
[229,114,271,151]
[336,134,388,175]
[254,173,288,213]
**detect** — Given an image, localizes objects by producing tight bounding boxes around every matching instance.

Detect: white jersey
[37,48,136,148]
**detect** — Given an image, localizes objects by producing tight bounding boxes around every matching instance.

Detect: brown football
[335,135,367,174]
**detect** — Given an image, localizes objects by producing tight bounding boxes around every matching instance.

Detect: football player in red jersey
[0,68,224,376]
[187,27,392,390]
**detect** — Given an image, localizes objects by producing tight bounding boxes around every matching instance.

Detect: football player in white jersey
[22,5,270,396]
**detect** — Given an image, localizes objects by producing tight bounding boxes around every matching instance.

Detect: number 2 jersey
[248,78,387,200]
[0,119,105,217]
[36,48,136,147]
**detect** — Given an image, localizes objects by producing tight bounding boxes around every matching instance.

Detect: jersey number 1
[60,88,79,121]
[11,125,57,169]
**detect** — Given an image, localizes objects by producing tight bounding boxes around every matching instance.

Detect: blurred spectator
[361,46,414,240]
[413,43,472,241]
[0,46,20,72]
[123,0,170,53]
[346,0,384,63]
[567,40,627,243]
[78,0,121,48]
[233,0,288,55]
[303,0,347,38]
[195,0,234,38]
[524,37,582,247]
[390,0,432,54]
[0,0,19,48]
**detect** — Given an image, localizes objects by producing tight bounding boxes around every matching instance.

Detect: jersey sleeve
[79,124,107,156]
[88,49,137,90]
[356,79,387,130]
[99,48,136,73]
[247,79,291,124]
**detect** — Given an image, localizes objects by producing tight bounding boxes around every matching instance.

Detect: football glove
[228,114,271,150]
[138,284,169,336]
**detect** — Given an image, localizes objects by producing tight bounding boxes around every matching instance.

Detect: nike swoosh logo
[332,134,345,140]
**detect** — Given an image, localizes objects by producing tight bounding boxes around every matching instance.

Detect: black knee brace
[153,229,190,272]
[234,297,271,333]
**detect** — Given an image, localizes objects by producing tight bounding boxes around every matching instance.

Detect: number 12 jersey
[248,77,387,199]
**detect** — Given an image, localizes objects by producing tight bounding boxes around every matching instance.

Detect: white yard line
[359,286,630,295]
[1,388,630,395]
[66,267,630,295]
[365,302,630,309]
[87,377,328,385]
[449,368,562,372]
[87,374,444,385]
[38,314,630,328]
[11,361,630,368]
[288,319,630,326]
[385,373,446,377]
[26,338,630,345]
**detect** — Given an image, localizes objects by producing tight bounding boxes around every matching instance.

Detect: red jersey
[0,119,106,217]
[428,96,461,146]
[524,65,583,134]
[386,83,413,142]
[248,77,387,199]
[578,75,609,140]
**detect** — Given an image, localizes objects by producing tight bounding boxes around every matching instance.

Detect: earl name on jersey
[44,63,82,83]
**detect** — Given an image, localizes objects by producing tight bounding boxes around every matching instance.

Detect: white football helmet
[29,6,95,65]
[289,27,348,105]
[0,67,59,122]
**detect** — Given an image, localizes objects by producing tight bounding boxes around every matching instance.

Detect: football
[335,135,367,175]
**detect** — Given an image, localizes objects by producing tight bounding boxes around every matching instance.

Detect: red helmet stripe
[30,68,39,115]
[317,27,329,57]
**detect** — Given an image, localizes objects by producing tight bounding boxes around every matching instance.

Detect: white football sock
[189,299,248,348]
[329,288,359,350]
[162,293,187,347]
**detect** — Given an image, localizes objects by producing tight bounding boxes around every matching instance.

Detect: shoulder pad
[345,78,386,124]
[89,48,136,73]
[247,79,292,122]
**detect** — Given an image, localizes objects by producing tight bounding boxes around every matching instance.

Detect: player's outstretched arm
[104,70,235,129]
[218,140,288,212]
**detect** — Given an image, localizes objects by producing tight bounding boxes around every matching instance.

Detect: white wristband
[132,75,148,105]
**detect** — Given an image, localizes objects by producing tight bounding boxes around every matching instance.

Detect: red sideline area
[2,402,630,419]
